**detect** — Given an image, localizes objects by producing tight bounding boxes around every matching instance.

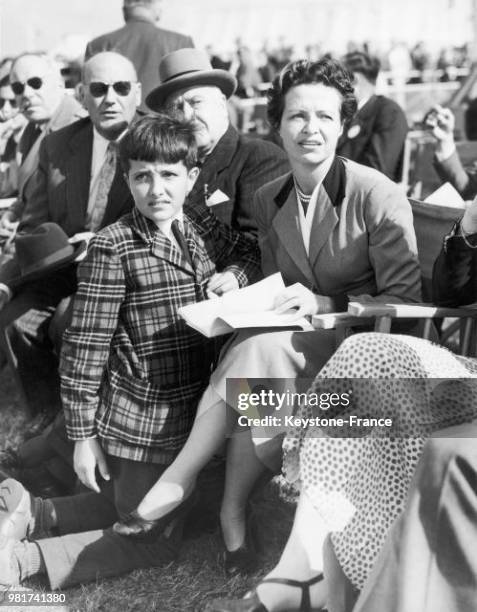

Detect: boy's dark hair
[342,51,381,85]
[119,113,198,172]
[267,57,357,130]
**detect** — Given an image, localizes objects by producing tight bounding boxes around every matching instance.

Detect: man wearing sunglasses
[0,59,27,198]
[0,53,84,238]
[0,51,138,421]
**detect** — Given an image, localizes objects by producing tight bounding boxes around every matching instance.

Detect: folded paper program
[178,273,313,337]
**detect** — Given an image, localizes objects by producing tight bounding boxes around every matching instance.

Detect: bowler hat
[146,48,237,110]
[9,223,86,287]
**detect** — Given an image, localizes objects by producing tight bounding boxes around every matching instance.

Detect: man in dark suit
[0,51,139,417]
[145,48,290,237]
[0,53,85,238]
[337,51,408,182]
[84,0,194,109]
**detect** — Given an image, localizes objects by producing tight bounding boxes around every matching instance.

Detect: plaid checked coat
[60,206,260,464]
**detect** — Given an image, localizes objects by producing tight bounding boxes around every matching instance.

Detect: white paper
[424,182,466,208]
[178,273,311,337]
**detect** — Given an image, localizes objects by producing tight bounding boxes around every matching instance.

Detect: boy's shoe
[0,536,20,586]
[0,479,32,541]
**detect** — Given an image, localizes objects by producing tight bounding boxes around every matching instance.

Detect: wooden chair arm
[348,302,477,319]
[311,312,372,329]
[312,302,477,355]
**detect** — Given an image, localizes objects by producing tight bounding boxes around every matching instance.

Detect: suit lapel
[18,97,84,200]
[17,129,45,197]
[308,156,347,268]
[188,125,238,206]
[151,231,195,276]
[132,209,195,277]
[66,120,93,230]
[102,164,131,227]
[272,175,316,286]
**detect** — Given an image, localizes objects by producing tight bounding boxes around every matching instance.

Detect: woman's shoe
[223,506,259,576]
[205,573,324,611]
[113,489,196,541]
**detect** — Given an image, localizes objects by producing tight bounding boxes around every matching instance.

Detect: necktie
[171,220,194,271]
[89,141,117,231]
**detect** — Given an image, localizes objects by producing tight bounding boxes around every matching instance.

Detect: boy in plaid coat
[0,114,260,589]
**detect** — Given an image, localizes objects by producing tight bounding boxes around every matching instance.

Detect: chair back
[409,198,464,300]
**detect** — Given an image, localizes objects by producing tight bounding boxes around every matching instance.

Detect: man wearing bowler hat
[146,48,289,237]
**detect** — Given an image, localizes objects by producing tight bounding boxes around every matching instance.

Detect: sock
[30,498,57,538]
[12,541,46,582]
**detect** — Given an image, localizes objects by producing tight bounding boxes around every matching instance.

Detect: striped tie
[89,141,117,231]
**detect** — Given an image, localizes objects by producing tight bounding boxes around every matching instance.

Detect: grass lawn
[0,366,296,612]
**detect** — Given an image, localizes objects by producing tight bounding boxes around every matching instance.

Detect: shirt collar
[131,206,185,243]
[92,126,128,147]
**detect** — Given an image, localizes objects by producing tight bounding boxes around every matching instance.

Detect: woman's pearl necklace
[294,178,312,214]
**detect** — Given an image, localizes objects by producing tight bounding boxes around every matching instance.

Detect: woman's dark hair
[342,51,381,85]
[267,57,357,130]
[119,113,198,172]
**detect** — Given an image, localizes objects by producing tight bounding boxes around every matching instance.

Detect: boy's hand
[206,271,239,298]
[73,438,110,493]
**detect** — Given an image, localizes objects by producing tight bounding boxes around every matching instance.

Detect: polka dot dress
[283,332,477,590]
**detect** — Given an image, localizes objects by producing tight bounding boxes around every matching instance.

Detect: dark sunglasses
[88,81,132,98]
[0,98,17,110]
[11,77,43,96]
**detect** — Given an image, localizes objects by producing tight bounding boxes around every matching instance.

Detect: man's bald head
[80,52,141,140]
[10,53,64,123]
[82,51,137,85]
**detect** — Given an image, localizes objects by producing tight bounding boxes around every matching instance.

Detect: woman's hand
[273,283,334,319]
[206,271,239,298]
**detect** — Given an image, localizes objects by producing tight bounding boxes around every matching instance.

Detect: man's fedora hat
[146,48,237,110]
[9,223,87,287]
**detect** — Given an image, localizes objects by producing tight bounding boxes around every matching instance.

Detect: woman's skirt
[283,332,477,590]
[198,327,338,469]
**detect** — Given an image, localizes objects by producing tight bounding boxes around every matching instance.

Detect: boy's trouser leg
[49,455,167,536]
[36,523,180,589]
[35,456,169,588]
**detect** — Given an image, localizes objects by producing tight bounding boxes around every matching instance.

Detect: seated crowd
[0,4,476,611]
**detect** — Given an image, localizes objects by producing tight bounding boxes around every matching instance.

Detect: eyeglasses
[10,77,43,96]
[88,81,133,98]
[0,98,17,110]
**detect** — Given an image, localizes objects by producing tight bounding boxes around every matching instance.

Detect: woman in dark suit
[114,57,421,580]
